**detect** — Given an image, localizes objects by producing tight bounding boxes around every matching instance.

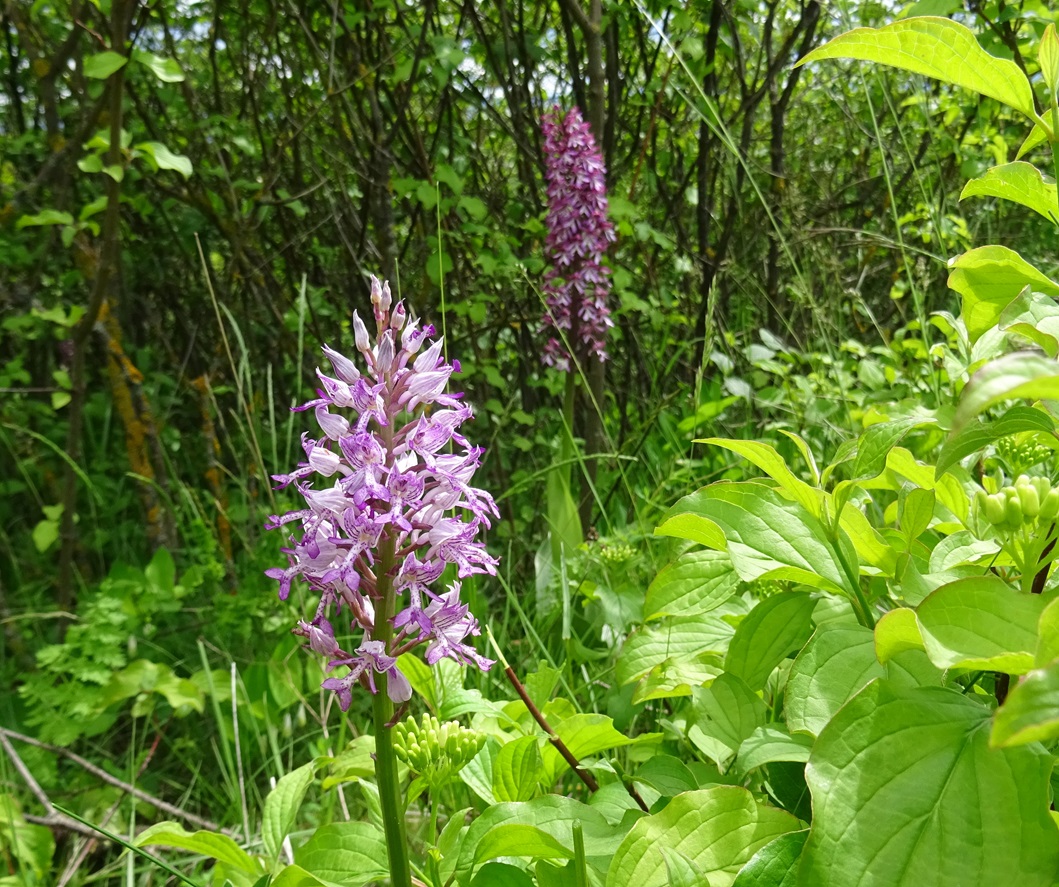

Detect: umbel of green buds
[975,475,1059,533]
[392,713,486,780]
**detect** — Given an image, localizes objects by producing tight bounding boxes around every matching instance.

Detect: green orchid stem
[372,534,413,887]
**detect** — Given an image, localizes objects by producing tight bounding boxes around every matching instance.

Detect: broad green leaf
[493,736,542,802]
[454,796,620,884]
[731,830,808,887]
[473,863,535,887]
[634,656,724,704]
[736,725,814,774]
[849,417,932,481]
[916,576,1045,673]
[644,550,739,620]
[954,352,1059,430]
[698,438,822,516]
[948,247,1059,343]
[798,18,1036,118]
[961,162,1058,223]
[16,210,73,228]
[885,448,969,522]
[724,592,817,690]
[617,612,736,686]
[873,608,925,664]
[322,735,375,789]
[270,865,329,887]
[133,49,185,82]
[999,288,1059,356]
[657,484,856,596]
[295,822,388,887]
[262,761,315,862]
[136,141,193,178]
[633,754,698,797]
[936,406,1054,476]
[84,51,127,79]
[786,625,883,736]
[800,681,1059,887]
[460,739,499,804]
[1016,123,1049,160]
[606,786,799,887]
[898,487,935,542]
[474,824,572,865]
[689,673,767,763]
[991,660,1059,747]
[1037,598,1059,666]
[541,714,642,783]
[134,822,259,874]
[661,847,709,887]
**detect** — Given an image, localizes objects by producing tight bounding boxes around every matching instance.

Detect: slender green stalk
[371,532,412,887]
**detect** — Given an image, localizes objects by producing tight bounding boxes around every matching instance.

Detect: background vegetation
[1,0,1057,883]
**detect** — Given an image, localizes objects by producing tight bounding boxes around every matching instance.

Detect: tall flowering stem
[540,105,616,371]
[266,276,498,887]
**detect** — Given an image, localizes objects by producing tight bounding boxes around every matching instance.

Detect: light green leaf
[961,162,1058,223]
[797,17,1036,118]
[990,660,1059,747]
[786,625,883,736]
[84,51,128,79]
[295,822,388,887]
[135,821,259,874]
[1016,124,1049,160]
[657,484,856,596]
[731,831,807,887]
[724,592,817,690]
[16,209,74,229]
[800,681,1059,887]
[617,612,735,686]
[474,825,572,865]
[633,755,698,798]
[492,736,542,803]
[262,761,316,862]
[735,725,814,774]
[660,847,709,887]
[541,714,641,783]
[999,288,1059,357]
[689,673,767,763]
[948,247,1059,343]
[874,608,925,664]
[644,550,739,621]
[698,438,822,516]
[31,519,59,553]
[848,417,933,481]
[132,49,185,82]
[606,786,799,887]
[916,576,1045,674]
[270,864,330,887]
[954,351,1059,431]
[136,141,193,178]
[936,406,1054,476]
[1037,598,1059,666]
[474,862,536,887]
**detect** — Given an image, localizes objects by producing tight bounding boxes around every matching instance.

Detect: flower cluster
[266,277,498,709]
[540,106,616,370]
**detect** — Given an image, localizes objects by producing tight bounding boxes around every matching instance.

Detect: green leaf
[961,162,1058,223]
[724,592,817,690]
[999,287,1059,357]
[786,625,883,736]
[84,51,127,79]
[937,406,1054,476]
[633,755,698,798]
[135,822,259,874]
[873,608,925,664]
[948,247,1059,343]
[606,786,799,887]
[1037,599,1059,666]
[660,847,709,887]
[698,438,822,516]
[991,660,1059,746]
[16,209,74,229]
[954,351,1059,430]
[1016,124,1049,160]
[474,825,572,866]
[731,830,807,887]
[262,761,316,862]
[492,736,542,803]
[657,484,857,596]
[132,49,185,82]
[916,576,1045,674]
[848,417,932,482]
[644,550,739,621]
[295,822,388,887]
[270,864,330,887]
[689,673,767,763]
[472,862,536,887]
[797,17,1036,118]
[541,714,641,783]
[800,681,1059,887]
[735,725,814,774]
[617,612,735,686]
[136,141,193,178]
[31,519,60,553]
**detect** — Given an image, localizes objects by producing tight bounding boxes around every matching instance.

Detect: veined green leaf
[606,786,799,887]
[953,351,1059,430]
[492,735,542,803]
[991,660,1059,747]
[797,17,1036,118]
[262,761,315,862]
[134,822,259,874]
[698,438,822,516]
[874,608,925,664]
[936,406,1054,476]
[731,831,807,887]
[724,592,817,690]
[689,673,767,763]
[800,681,1059,887]
[295,822,388,887]
[644,550,739,621]
[961,162,1058,223]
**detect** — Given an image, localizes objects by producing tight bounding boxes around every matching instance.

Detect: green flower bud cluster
[975,475,1059,532]
[392,714,485,778]
[995,436,1052,475]
[749,578,792,598]
[599,543,636,564]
